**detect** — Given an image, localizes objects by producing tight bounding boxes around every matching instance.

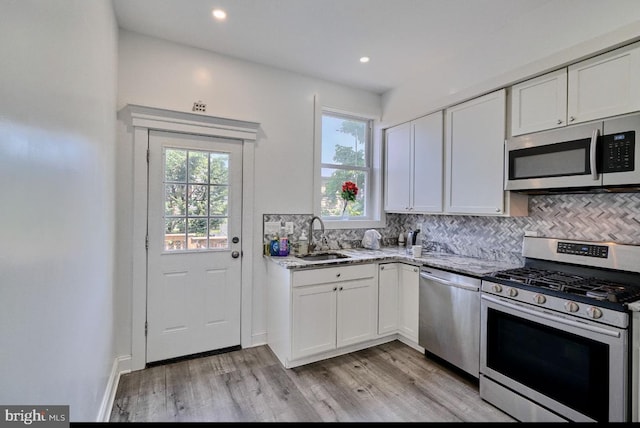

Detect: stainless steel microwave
[505,113,640,192]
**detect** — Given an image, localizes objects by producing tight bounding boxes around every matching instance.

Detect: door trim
[118,105,260,371]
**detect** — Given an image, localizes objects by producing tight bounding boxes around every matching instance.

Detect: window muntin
[320,112,371,218]
[163,148,230,251]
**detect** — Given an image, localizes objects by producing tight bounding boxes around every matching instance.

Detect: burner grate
[489,267,640,304]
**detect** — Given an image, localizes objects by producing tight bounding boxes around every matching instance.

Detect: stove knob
[587,307,603,319]
[533,294,546,304]
[508,288,518,297]
[564,301,579,313]
[492,284,503,293]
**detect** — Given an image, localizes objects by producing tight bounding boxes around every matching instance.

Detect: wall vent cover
[192,101,206,112]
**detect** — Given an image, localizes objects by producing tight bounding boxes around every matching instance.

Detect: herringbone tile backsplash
[264,193,640,264]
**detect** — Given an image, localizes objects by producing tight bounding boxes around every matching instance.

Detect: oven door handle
[481,294,621,338]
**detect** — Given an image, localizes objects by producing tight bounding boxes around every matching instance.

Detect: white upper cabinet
[510,42,640,136]
[445,89,516,215]
[412,112,444,212]
[568,42,640,124]
[384,122,412,211]
[511,69,568,136]
[384,111,443,213]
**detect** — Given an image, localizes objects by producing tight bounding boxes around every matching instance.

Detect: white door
[146,130,243,363]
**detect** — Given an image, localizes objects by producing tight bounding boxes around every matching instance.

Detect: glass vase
[341,200,349,219]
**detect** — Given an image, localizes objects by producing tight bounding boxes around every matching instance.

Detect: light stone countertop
[265,246,523,278]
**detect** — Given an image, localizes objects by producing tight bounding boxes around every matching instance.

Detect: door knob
[231,251,240,258]
[232,236,240,244]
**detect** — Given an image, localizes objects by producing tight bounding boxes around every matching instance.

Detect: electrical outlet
[264,222,280,235]
[285,222,294,234]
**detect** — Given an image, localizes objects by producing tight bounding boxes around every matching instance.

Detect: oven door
[505,121,602,191]
[480,294,628,422]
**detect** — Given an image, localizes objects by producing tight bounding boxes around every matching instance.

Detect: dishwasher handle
[420,271,479,292]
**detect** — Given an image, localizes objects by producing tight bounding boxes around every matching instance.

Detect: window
[163,148,230,251]
[320,111,372,219]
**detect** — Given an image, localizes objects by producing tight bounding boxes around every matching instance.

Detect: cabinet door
[384,122,411,211]
[336,278,378,348]
[291,283,337,360]
[445,89,506,215]
[378,263,399,335]
[398,264,419,342]
[511,69,567,136]
[568,42,640,124]
[412,111,444,212]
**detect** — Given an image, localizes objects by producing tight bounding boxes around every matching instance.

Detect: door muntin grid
[163,148,230,252]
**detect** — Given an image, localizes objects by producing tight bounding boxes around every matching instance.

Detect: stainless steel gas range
[479,236,640,423]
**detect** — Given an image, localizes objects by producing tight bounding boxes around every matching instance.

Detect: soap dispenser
[298,230,308,256]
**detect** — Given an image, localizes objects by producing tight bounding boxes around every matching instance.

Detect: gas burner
[528,272,587,290]
[490,267,550,284]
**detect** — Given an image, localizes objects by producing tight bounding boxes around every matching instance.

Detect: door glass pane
[165,218,185,251]
[210,153,229,183]
[187,184,208,216]
[163,148,231,251]
[165,184,186,216]
[209,186,228,215]
[188,150,209,183]
[209,217,228,248]
[187,218,207,250]
[165,149,187,182]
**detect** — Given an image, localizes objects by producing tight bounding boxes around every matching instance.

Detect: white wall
[382,1,640,126]
[116,30,381,352]
[0,0,118,421]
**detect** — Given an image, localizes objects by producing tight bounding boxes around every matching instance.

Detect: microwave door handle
[590,128,599,180]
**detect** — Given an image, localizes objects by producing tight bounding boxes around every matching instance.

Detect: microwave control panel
[601,131,634,173]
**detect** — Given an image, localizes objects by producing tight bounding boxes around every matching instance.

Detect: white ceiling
[112,0,636,95]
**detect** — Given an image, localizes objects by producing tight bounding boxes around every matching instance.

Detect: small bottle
[298,231,308,255]
[269,235,279,256]
[398,232,405,248]
[279,226,289,256]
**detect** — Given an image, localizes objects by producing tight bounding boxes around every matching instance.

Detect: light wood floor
[110,340,515,423]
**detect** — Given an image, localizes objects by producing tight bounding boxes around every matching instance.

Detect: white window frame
[313,97,385,229]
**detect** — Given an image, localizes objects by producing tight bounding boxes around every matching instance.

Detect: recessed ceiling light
[212,9,227,20]
[360,57,370,63]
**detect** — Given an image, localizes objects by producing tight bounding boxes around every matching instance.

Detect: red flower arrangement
[341,181,359,202]
[340,181,358,217]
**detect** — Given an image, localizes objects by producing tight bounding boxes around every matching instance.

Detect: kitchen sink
[295,252,350,261]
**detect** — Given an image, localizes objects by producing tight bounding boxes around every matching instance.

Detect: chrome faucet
[308,215,325,253]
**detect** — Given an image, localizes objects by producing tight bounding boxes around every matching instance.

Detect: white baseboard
[97,355,131,422]
[397,335,425,353]
[251,332,267,347]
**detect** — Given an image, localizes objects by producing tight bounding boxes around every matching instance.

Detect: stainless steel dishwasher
[418,266,481,378]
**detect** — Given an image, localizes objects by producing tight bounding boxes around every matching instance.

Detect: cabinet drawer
[293,263,375,287]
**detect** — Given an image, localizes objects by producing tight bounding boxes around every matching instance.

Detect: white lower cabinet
[267,262,379,368]
[378,263,399,335]
[377,262,420,344]
[292,273,378,360]
[398,264,419,342]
